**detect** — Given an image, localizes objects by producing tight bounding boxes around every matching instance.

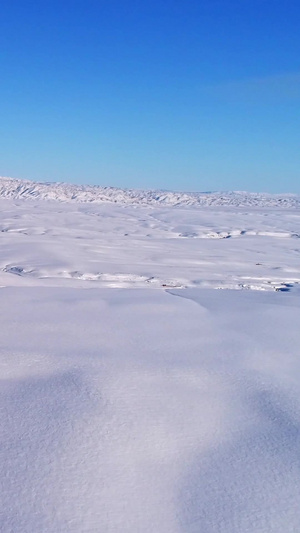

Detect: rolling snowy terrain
[1,178,300,532]
[1,176,300,207]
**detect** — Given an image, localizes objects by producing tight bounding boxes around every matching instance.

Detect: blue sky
[1,0,299,193]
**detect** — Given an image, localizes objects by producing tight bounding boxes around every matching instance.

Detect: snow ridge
[0,176,299,208]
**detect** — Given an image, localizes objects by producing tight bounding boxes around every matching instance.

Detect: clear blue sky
[1,0,299,193]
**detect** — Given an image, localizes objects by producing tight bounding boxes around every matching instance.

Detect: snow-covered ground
[1,180,300,532]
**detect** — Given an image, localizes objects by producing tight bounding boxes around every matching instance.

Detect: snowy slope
[1,175,300,207]
[2,286,300,533]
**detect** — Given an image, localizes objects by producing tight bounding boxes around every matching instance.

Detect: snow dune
[1,182,300,532]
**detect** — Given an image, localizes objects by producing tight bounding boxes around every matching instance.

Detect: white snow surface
[1,186,300,532]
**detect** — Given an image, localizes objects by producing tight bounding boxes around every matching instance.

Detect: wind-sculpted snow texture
[1,184,300,532]
[1,176,300,207]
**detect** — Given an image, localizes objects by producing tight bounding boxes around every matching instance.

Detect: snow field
[0,199,300,292]
[1,193,300,532]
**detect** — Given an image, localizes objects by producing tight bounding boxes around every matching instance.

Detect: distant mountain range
[0,176,299,208]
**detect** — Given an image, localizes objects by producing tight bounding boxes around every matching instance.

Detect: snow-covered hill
[1,176,299,208]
